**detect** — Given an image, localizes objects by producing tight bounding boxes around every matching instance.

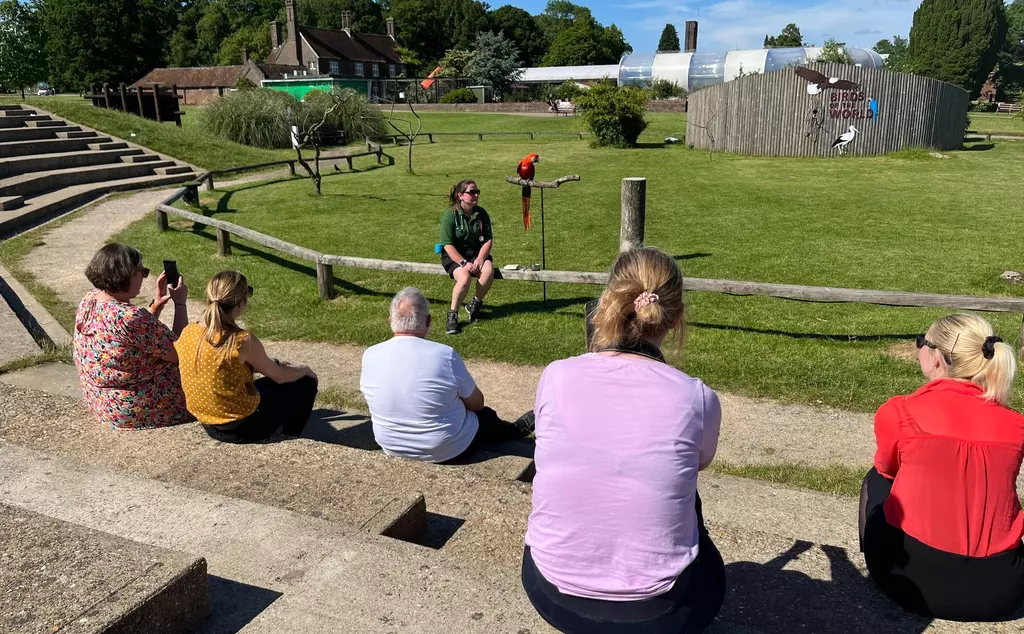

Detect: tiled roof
[132,66,246,89]
[299,26,402,64]
[256,63,305,79]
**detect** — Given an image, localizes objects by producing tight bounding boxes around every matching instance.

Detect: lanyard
[600,340,666,363]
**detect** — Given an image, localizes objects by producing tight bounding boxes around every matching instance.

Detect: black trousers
[442,406,533,463]
[202,376,318,444]
[521,493,726,633]
[860,467,1024,621]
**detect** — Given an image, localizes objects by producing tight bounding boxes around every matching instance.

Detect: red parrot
[517,153,540,231]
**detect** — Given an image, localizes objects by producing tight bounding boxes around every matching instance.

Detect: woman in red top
[860,313,1024,621]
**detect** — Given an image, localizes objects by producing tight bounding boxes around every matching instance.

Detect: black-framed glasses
[136,266,151,278]
[464,189,481,195]
[916,335,951,364]
[247,285,254,298]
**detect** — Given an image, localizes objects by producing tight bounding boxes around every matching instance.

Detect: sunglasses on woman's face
[916,335,951,364]
[464,189,481,196]
[136,267,151,278]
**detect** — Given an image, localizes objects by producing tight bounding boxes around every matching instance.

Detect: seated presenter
[523,247,725,632]
[73,243,191,430]
[174,270,318,443]
[860,313,1024,621]
[360,287,533,463]
[440,179,493,335]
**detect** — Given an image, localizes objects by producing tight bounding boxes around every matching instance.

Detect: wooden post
[345,156,353,170]
[102,83,111,109]
[288,161,296,176]
[477,133,483,141]
[205,174,215,191]
[136,86,145,117]
[152,83,162,122]
[619,177,646,252]
[216,228,232,256]
[317,262,335,299]
[172,85,181,127]
[375,148,382,164]
[155,208,168,232]
[118,83,128,112]
[428,133,434,143]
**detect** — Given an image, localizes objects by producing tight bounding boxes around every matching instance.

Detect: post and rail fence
[154,175,1024,353]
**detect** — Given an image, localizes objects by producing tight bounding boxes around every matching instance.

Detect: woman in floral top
[73,243,191,429]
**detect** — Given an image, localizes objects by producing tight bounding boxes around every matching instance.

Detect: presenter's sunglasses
[916,335,951,364]
[464,188,481,195]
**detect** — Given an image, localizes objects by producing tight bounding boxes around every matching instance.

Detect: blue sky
[509,0,921,53]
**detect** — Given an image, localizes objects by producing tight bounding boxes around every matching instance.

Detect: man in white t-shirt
[360,287,532,463]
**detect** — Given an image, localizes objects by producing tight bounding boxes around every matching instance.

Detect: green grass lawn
[969,112,1024,135]
[110,130,1024,413]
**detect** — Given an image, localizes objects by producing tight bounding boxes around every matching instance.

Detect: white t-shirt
[359,336,479,463]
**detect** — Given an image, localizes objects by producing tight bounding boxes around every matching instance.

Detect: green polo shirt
[440,205,492,257]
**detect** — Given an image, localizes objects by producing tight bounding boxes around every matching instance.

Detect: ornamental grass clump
[300,88,387,143]
[575,80,649,148]
[200,88,297,149]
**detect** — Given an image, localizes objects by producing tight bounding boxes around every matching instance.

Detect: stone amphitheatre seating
[0,105,197,235]
[3,363,1022,633]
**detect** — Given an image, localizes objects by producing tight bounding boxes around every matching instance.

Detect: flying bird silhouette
[794,67,861,95]
[831,125,858,154]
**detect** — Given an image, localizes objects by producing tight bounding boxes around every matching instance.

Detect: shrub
[969,100,998,112]
[300,88,386,145]
[649,78,686,100]
[440,87,478,104]
[575,80,649,148]
[551,80,585,101]
[235,77,258,91]
[200,88,297,149]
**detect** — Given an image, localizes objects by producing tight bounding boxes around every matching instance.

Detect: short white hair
[390,287,430,333]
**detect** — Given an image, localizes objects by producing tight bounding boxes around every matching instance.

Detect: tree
[764,23,804,48]
[488,5,545,67]
[297,0,384,32]
[539,3,630,66]
[600,24,631,61]
[908,0,1007,96]
[438,48,474,76]
[0,0,47,97]
[1008,0,1024,61]
[391,0,447,66]
[657,24,679,52]
[873,35,911,72]
[542,19,602,66]
[39,0,177,91]
[216,24,272,66]
[817,38,853,64]
[575,79,648,148]
[466,31,522,98]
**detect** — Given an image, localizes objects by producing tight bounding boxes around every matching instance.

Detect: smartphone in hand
[163,260,180,287]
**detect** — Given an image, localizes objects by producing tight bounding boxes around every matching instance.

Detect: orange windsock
[420,66,442,90]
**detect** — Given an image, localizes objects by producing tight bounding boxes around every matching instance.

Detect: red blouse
[875,378,1024,557]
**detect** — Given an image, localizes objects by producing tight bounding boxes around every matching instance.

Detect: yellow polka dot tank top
[175,323,260,425]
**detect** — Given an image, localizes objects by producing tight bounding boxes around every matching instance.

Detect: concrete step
[0,104,25,111]
[0,292,40,365]
[0,502,209,634]
[153,165,195,175]
[0,195,23,211]
[0,147,145,179]
[54,129,99,139]
[0,171,196,236]
[0,118,31,129]
[121,153,162,163]
[22,119,63,129]
[0,160,178,198]
[0,109,40,118]
[0,125,81,142]
[0,136,115,159]
[0,263,72,349]
[87,141,128,151]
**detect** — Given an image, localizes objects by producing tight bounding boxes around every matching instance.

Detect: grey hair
[390,287,430,333]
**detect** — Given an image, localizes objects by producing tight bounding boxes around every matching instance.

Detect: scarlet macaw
[517,153,540,231]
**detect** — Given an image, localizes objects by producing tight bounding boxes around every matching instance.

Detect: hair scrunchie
[634,292,659,311]
[982,335,1003,359]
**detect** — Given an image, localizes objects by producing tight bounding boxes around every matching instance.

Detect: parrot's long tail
[522,185,532,231]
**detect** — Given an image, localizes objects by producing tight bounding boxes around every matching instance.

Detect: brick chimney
[684,21,698,52]
[285,0,302,65]
[270,21,281,49]
[241,47,249,64]
[386,17,395,39]
[341,10,351,30]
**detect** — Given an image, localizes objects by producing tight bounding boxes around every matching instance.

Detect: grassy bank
[969,112,1024,135]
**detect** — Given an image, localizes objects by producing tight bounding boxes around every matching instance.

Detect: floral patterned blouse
[73,290,191,430]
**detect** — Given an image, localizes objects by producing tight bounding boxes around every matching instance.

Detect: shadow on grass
[485,295,594,320]
[633,142,667,149]
[675,252,712,261]
[962,143,996,152]
[690,321,920,343]
[722,540,934,634]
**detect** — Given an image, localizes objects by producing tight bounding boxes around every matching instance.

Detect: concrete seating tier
[3,370,1022,632]
[0,104,197,235]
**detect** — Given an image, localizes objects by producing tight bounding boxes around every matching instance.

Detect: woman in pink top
[523,247,725,633]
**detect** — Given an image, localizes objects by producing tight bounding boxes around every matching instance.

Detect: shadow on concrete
[188,576,282,634]
[721,540,932,634]
[304,408,380,451]
[416,512,467,549]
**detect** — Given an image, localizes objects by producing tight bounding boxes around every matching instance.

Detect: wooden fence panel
[686,64,969,157]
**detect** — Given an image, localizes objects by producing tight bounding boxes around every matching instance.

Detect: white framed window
[329,61,339,75]
[372,64,379,78]
[389,64,396,77]
[355,62,364,77]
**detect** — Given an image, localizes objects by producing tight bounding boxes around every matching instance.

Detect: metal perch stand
[504,175,581,307]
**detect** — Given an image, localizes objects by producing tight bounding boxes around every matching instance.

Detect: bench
[548,100,576,116]
[996,102,1022,114]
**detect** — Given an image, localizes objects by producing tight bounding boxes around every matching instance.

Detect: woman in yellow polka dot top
[175,270,318,443]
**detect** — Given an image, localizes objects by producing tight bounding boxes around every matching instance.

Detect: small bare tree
[382,96,423,174]
[288,92,350,195]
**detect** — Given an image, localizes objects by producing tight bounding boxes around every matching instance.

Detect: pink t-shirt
[525,353,721,601]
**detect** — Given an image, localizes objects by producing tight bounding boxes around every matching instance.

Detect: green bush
[575,80,649,148]
[200,88,297,149]
[234,77,258,91]
[440,87,478,104]
[969,100,998,112]
[551,80,585,101]
[300,88,386,144]
[649,78,686,100]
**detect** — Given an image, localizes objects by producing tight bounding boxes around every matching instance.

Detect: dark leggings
[202,376,318,444]
[442,406,533,463]
[521,493,726,633]
[860,467,1024,621]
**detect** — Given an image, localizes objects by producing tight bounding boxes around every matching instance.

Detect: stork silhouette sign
[795,66,878,156]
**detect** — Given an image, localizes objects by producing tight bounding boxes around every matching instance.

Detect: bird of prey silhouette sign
[794,67,861,95]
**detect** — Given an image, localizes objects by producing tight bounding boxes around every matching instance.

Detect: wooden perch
[504,175,581,188]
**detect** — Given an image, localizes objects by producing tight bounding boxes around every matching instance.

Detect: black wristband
[459,259,467,266]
